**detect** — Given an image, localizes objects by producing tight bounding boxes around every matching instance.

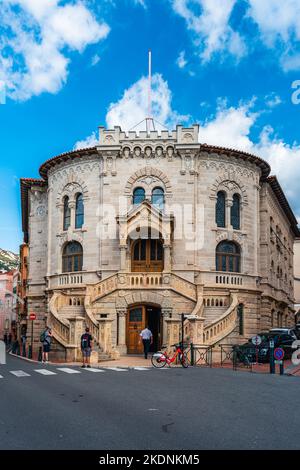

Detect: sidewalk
[9,352,153,368]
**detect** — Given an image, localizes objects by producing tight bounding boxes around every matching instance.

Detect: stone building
[294,239,300,321]
[20,125,300,361]
[0,270,18,340]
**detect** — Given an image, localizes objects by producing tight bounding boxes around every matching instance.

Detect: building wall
[294,239,300,320]
[21,126,299,357]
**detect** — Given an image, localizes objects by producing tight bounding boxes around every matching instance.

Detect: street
[0,355,300,450]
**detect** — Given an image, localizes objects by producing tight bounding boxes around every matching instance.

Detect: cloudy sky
[0,0,300,252]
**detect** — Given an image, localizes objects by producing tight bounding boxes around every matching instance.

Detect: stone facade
[294,239,300,320]
[20,125,300,361]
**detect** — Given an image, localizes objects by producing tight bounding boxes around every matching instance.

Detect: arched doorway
[131,239,164,272]
[126,305,162,354]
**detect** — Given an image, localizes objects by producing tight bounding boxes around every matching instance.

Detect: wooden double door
[131,239,164,272]
[126,305,162,354]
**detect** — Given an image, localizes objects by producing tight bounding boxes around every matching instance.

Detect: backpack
[40,330,46,343]
[81,333,90,349]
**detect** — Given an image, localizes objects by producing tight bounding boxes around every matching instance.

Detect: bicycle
[151,343,189,368]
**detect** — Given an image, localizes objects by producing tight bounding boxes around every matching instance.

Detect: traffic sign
[251,335,262,346]
[274,347,285,361]
[29,313,36,321]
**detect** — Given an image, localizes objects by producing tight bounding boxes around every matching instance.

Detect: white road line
[106,367,128,372]
[133,367,151,371]
[34,369,57,376]
[10,370,31,377]
[0,375,3,378]
[56,368,81,374]
[82,367,105,373]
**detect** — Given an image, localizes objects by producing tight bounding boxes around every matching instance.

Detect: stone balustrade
[202,294,239,346]
[88,272,197,303]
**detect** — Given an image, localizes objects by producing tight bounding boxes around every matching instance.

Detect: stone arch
[124,167,172,196]
[210,174,248,204]
[56,177,88,206]
[123,291,165,308]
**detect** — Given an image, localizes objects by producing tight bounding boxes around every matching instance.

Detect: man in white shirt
[140,326,153,359]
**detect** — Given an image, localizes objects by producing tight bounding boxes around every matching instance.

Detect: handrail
[202,293,239,346]
[48,292,75,348]
[88,272,197,304]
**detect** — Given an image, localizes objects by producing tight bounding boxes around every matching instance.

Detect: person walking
[41,326,52,364]
[81,327,93,368]
[140,326,153,359]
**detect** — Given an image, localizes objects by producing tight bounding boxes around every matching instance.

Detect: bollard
[280,361,284,375]
[0,340,6,364]
[28,345,32,359]
[269,340,275,374]
[38,347,43,362]
[190,343,194,366]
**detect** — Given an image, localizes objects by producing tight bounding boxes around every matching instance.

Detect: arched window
[133,187,145,205]
[151,187,164,210]
[75,194,84,229]
[237,304,244,335]
[216,241,241,273]
[62,242,83,273]
[231,194,240,230]
[63,196,71,231]
[216,191,226,227]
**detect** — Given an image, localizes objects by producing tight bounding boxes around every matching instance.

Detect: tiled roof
[267,176,300,236]
[20,178,47,242]
[39,147,98,179]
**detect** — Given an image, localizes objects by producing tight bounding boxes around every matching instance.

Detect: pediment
[117,201,173,242]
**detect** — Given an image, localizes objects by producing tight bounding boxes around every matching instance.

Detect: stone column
[226,198,232,229]
[69,201,76,229]
[116,308,127,355]
[119,246,127,272]
[163,245,171,272]
[161,308,172,347]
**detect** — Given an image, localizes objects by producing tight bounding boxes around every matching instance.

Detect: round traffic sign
[274,347,285,361]
[251,335,262,346]
[29,313,36,321]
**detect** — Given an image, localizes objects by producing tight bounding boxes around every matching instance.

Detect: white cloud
[0,0,110,100]
[176,50,187,68]
[133,0,147,8]
[247,0,300,70]
[199,102,300,217]
[105,73,189,130]
[265,92,282,108]
[74,131,98,150]
[91,54,101,66]
[171,0,247,62]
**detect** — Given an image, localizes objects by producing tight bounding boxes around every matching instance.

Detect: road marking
[10,370,31,377]
[35,369,57,376]
[134,367,151,371]
[56,368,81,374]
[0,375,3,378]
[106,367,128,372]
[82,367,105,373]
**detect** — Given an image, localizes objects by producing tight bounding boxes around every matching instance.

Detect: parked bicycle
[151,343,188,368]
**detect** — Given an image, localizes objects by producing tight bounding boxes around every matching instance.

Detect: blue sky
[0,0,300,252]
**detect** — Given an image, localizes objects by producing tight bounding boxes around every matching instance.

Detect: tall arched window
[133,187,145,205]
[62,242,83,273]
[216,191,226,227]
[231,194,240,230]
[75,194,84,229]
[237,304,244,335]
[216,241,241,273]
[63,196,71,231]
[151,187,164,210]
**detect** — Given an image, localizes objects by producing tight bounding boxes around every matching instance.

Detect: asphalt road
[0,354,300,450]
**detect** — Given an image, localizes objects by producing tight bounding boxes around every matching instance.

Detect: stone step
[204,306,228,326]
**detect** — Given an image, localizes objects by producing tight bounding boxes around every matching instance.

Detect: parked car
[269,328,298,340]
[234,332,296,364]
